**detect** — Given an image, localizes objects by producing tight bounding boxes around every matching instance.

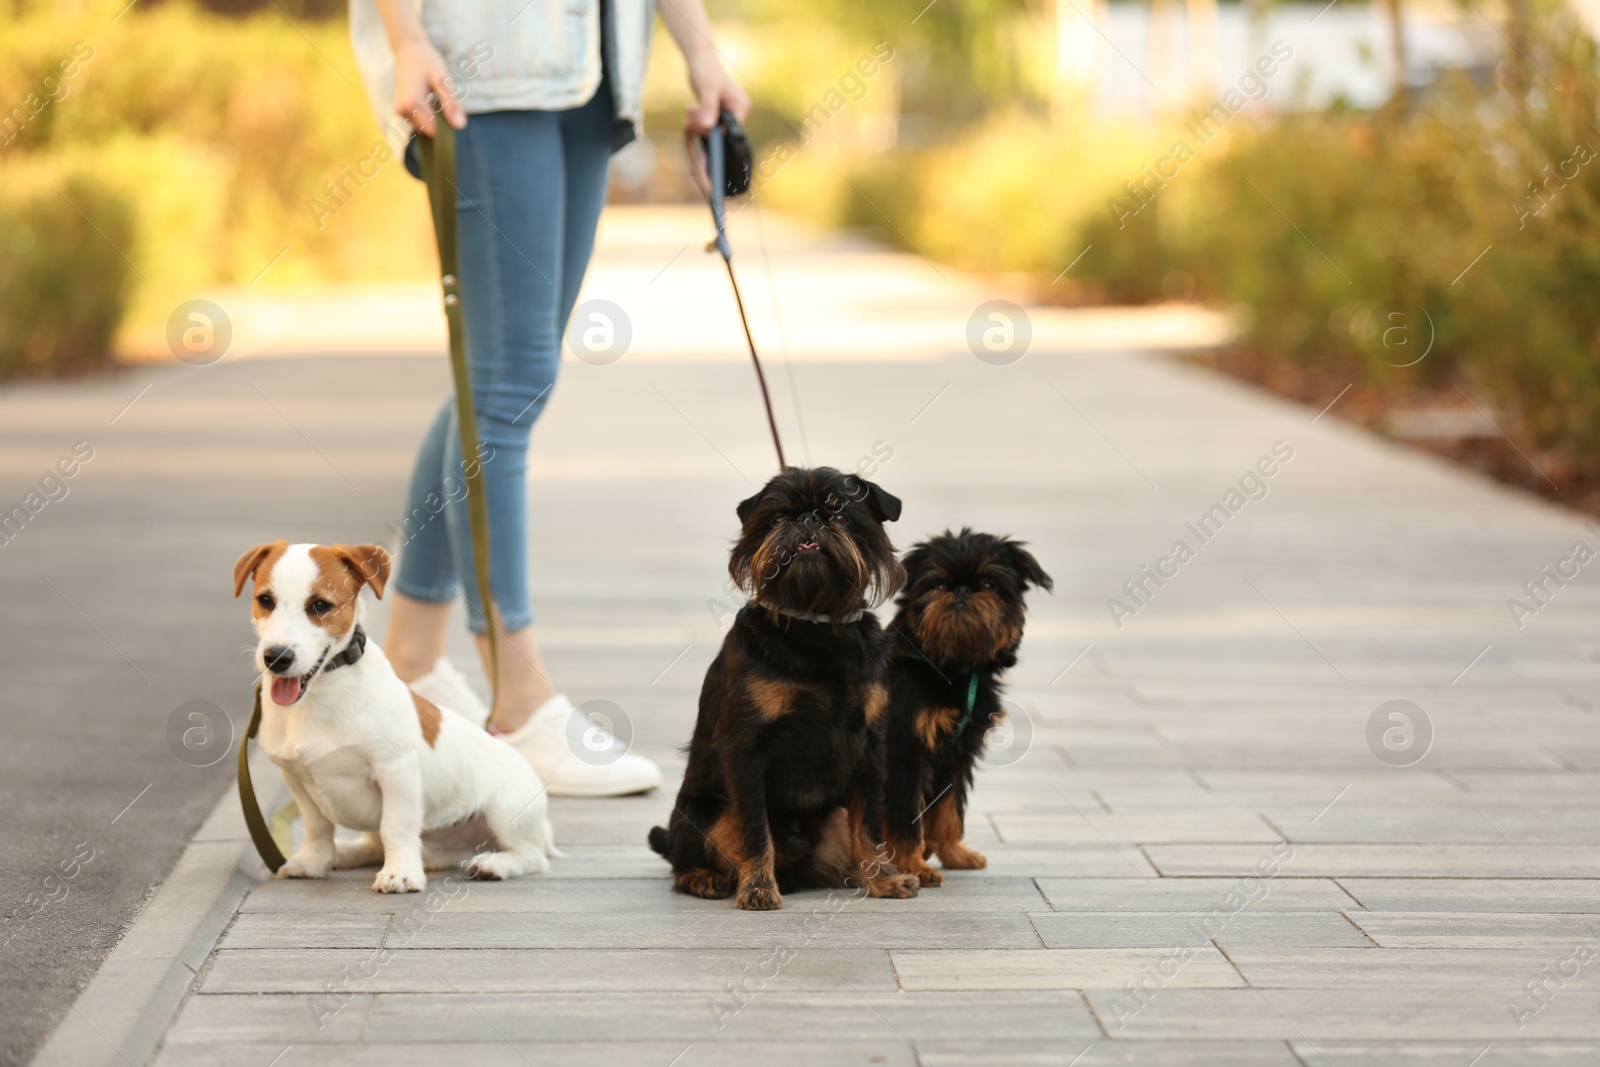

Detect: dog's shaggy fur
[882,529,1051,886]
[648,468,920,909]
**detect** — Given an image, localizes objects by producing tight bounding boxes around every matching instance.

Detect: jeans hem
[392,579,457,606]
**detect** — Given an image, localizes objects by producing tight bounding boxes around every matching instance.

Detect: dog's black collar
[323,626,367,673]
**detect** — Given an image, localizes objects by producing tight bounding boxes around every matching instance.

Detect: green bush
[1165,22,1600,471]
[0,168,133,376]
[0,0,435,361]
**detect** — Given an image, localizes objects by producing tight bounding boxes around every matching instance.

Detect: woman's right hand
[393,34,465,136]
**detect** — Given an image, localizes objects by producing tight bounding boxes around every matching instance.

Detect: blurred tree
[1383,0,1408,101]
[172,0,343,17]
[727,0,1048,130]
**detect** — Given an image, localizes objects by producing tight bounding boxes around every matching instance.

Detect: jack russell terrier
[233,541,556,892]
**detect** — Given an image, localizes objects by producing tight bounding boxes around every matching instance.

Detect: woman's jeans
[392,90,613,634]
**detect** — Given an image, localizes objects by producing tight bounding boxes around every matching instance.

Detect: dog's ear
[232,541,287,597]
[848,477,901,524]
[736,488,766,526]
[1007,541,1053,592]
[330,543,392,599]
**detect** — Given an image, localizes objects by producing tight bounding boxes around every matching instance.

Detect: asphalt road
[0,353,448,1064]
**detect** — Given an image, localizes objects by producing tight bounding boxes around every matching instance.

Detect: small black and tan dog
[648,467,921,909]
[882,529,1051,887]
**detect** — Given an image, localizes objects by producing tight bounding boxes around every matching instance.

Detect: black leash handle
[691,113,786,471]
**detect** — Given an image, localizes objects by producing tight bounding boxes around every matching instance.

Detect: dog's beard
[736,520,891,617]
[908,591,1020,666]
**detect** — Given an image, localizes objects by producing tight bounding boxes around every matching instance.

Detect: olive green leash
[417,119,500,712]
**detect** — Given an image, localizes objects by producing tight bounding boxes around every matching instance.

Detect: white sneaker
[495,693,662,797]
[407,657,490,728]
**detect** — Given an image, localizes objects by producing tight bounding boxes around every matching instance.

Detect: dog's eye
[307,598,333,616]
[980,579,996,591]
[932,582,947,591]
[255,594,275,610]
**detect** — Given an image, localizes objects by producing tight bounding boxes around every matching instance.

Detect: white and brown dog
[233,541,556,892]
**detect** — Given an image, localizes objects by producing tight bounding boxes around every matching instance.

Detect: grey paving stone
[973,844,1161,877]
[221,912,389,950]
[395,911,1046,950]
[162,992,374,1045]
[342,991,1101,1042]
[1030,911,1374,950]
[1084,986,1600,1040]
[917,1040,1302,1066]
[891,946,1243,989]
[1288,1042,1600,1065]
[202,948,899,994]
[1036,878,1354,912]
[155,1040,919,1067]
[1144,844,1600,878]
[1227,947,1587,988]
[1349,912,1600,948]
[1340,879,1600,913]
[1273,809,1600,844]
[244,875,1048,914]
[990,811,1280,845]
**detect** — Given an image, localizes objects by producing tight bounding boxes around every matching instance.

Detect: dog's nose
[954,585,972,600]
[263,645,296,673]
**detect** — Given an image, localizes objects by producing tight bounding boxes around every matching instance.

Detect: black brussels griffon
[882,529,1051,886]
[648,467,920,909]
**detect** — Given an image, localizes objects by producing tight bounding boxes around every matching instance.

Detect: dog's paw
[372,865,426,893]
[939,844,988,870]
[465,852,519,881]
[913,865,944,888]
[734,882,784,911]
[675,868,733,899]
[869,872,921,899]
[277,854,331,880]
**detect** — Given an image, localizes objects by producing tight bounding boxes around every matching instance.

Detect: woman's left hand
[684,48,750,134]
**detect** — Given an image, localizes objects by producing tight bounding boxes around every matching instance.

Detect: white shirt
[349,0,654,149]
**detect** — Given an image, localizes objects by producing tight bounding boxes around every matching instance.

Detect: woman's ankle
[491,681,557,732]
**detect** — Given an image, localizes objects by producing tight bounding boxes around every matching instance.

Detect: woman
[351,0,749,796]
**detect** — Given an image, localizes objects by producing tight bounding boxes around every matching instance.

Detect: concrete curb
[32,756,283,1067]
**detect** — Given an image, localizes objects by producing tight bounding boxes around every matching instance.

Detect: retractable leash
[687,110,787,470]
[238,110,501,874]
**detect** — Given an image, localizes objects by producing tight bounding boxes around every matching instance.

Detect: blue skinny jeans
[392,89,613,634]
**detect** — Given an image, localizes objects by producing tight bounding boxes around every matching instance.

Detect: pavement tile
[1085,986,1600,1040]
[891,946,1244,989]
[1348,912,1600,948]
[156,1040,918,1067]
[1340,879,1600,913]
[202,948,900,994]
[917,1040,1301,1066]
[1030,911,1374,950]
[393,911,1047,950]
[1036,877,1354,912]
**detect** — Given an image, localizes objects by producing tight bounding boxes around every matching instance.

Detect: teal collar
[900,651,980,748]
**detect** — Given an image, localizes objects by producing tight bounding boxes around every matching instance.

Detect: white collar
[757,602,865,624]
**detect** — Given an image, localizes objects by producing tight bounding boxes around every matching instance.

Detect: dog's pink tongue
[269,676,302,706]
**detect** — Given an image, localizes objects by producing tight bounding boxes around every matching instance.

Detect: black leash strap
[690,114,786,470]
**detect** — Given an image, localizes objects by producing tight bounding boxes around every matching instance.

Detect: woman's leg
[441,109,571,726]
[387,400,460,681]
[468,85,618,729]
